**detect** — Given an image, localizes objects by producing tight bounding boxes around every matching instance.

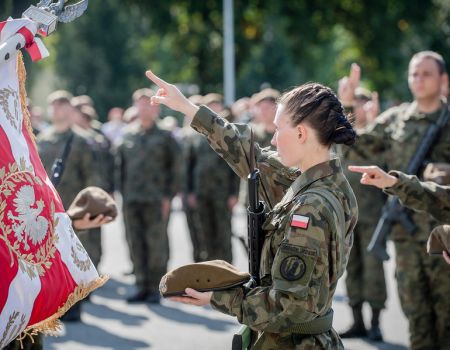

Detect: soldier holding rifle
[146,70,358,349]
[341,51,450,349]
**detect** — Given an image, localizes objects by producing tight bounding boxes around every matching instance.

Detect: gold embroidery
[17,53,36,145]
[71,243,92,272]
[0,161,57,278]
[0,86,20,131]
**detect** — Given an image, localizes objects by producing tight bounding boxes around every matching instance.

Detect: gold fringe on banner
[24,275,109,336]
[17,52,37,145]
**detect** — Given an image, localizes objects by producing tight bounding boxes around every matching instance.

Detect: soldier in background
[250,88,279,149]
[342,52,450,349]
[186,93,240,262]
[71,103,114,269]
[337,72,386,341]
[115,88,181,303]
[180,95,207,262]
[37,90,101,322]
[101,107,126,146]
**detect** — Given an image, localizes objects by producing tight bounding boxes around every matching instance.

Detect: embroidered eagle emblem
[7,185,49,251]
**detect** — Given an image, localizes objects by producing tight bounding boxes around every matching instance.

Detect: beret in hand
[159,260,250,297]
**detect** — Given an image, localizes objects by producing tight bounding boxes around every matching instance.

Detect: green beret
[159,260,250,297]
[67,186,118,220]
[427,225,450,255]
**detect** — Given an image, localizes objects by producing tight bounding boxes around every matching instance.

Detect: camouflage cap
[67,186,118,220]
[202,93,223,106]
[132,88,155,102]
[188,94,204,106]
[354,86,372,102]
[47,90,73,105]
[71,95,95,108]
[427,225,450,255]
[78,105,98,120]
[251,88,280,105]
[159,260,250,297]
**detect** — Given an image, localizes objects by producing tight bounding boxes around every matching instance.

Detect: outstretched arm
[349,165,450,222]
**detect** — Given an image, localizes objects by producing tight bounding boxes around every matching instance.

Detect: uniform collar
[405,100,447,122]
[276,158,342,208]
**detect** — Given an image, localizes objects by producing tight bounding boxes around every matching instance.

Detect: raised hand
[338,63,361,107]
[348,165,398,189]
[145,70,199,120]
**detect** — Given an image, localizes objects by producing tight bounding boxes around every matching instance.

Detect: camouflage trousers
[395,240,450,350]
[196,195,233,263]
[3,334,43,350]
[345,221,387,309]
[251,328,344,349]
[123,201,169,293]
[182,196,207,262]
[77,227,102,269]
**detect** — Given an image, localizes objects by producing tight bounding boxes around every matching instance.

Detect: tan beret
[159,260,250,297]
[427,225,450,255]
[67,187,117,220]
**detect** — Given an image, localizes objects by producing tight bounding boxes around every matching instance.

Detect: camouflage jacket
[384,170,450,223]
[338,144,385,226]
[115,121,181,203]
[185,132,239,198]
[356,101,450,241]
[191,106,358,348]
[37,126,101,208]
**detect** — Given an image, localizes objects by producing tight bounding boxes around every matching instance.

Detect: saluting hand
[348,165,398,189]
[169,288,212,306]
[338,63,361,107]
[145,70,199,120]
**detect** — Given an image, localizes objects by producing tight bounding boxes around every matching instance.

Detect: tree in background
[2,0,450,118]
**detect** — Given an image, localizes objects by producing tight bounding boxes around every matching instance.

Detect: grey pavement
[44,197,409,350]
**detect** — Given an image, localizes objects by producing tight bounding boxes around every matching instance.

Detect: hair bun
[331,113,356,146]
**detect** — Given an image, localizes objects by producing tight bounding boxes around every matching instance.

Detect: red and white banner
[0,18,49,62]
[0,38,106,347]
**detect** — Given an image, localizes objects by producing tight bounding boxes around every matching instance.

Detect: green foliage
[4,0,448,116]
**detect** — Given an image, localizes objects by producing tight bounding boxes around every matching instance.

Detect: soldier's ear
[440,73,449,99]
[296,124,307,144]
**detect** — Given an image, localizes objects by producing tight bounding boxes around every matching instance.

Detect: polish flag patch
[291,214,310,229]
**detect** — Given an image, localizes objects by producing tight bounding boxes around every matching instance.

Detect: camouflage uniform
[115,121,180,294]
[339,146,387,317]
[77,126,114,268]
[357,102,450,349]
[191,106,358,349]
[180,126,206,262]
[37,125,101,208]
[188,132,240,263]
[384,171,450,223]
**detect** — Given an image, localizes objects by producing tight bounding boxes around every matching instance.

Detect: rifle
[368,104,450,260]
[232,131,266,350]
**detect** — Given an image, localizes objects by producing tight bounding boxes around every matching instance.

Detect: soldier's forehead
[409,57,440,71]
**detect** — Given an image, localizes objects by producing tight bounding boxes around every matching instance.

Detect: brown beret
[159,260,250,297]
[67,187,117,220]
[427,225,450,255]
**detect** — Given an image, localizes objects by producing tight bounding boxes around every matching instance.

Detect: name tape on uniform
[291,214,310,229]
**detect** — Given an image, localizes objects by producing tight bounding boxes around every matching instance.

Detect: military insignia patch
[280,255,306,281]
[291,214,309,229]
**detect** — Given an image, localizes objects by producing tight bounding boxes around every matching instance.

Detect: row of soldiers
[24,49,449,350]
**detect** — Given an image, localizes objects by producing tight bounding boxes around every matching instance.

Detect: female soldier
[146,70,358,349]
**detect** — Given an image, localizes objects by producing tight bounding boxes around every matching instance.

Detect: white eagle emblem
[7,185,49,251]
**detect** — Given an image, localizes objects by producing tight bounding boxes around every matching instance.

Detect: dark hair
[279,83,356,146]
[410,51,447,75]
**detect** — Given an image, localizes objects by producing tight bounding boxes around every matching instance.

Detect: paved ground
[44,198,409,350]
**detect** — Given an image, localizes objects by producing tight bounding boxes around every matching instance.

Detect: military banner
[0,18,107,348]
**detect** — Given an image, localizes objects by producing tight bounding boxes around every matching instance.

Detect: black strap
[50,132,74,188]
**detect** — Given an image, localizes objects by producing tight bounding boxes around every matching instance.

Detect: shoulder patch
[280,255,306,281]
[291,214,310,229]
